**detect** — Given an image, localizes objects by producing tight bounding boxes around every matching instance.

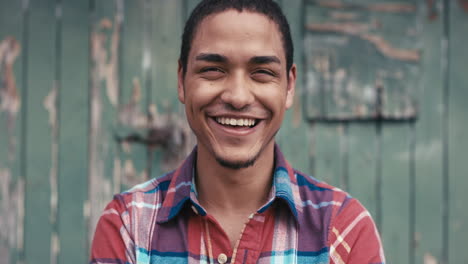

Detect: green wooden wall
[0,0,466,263]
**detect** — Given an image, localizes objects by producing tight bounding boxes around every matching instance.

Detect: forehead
[190,10,285,62]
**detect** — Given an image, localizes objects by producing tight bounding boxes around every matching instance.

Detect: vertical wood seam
[441,0,450,263]
[409,123,416,264]
[19,0,29,262]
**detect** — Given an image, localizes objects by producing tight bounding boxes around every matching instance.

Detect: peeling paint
[91,16,121,107]
[0,37,23,259]
[43,82,59,224]
[424,253,438,264]
[44,81,59,264]
[88,12,122,244]
[50,232,60,264]
[306,23,420,62]
[0,37,21,115]
[0,37,21,161]
[0,169,25,258]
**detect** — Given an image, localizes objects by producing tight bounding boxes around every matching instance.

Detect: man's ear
[285,64,296,109]
[177,60,185,104]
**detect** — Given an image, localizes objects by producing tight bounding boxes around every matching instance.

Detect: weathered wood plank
[311,124,347,188]
[57,0,89,262]
[277,0,310,174]
[381,124,411,264]
[347,124,379,222]
[414,0,444,262]
[448,2,468,263]
[149,0,195,177]
[117,0,150,191]
[23,0,56,263]
[303,0,419,120]
[0,0,25,263]
[88,0,123,246]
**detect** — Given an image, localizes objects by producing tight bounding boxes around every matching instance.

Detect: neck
[195,143,275,215]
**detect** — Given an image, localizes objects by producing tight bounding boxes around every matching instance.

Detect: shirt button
[217,253,228,264]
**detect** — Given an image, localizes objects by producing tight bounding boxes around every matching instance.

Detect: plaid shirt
[90,145,385,264]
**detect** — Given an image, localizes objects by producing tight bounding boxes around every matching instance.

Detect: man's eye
[252,69,277,82]
[199,67,225,80]
[200,67,224,73]
[254,69,275,76]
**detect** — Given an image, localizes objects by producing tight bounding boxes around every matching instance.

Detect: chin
[215,155,258,170]
[212,146,263,170]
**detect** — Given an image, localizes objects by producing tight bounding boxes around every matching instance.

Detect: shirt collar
[156,144,301,224]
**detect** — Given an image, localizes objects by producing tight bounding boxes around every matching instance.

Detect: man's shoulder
[115,171,176,203]
[293,168,351,203]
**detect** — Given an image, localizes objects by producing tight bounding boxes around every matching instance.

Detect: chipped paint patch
[0,37,21,161]
[44,82,59,264]
[0,37,21,115]
[0,169,25,256]
[43,82,59,224]
[50,232,60,264]
[88,12,122,243]
[424,253,438,264]
[91,16,121,107]
[306,23,420,62]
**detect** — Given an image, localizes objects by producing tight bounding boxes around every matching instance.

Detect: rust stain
[306,23,420,62]
[315,0,416,13]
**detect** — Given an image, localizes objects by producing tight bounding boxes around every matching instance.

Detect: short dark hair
[179,0,294,75]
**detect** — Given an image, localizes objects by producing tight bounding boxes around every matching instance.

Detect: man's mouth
[215,117,257,127]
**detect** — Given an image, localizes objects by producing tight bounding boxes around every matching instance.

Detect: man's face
[178,10,296,169]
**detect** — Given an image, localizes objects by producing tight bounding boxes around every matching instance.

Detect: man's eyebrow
[249,56,281,65]
[195,53,227,63]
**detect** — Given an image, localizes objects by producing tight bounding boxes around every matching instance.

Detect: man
[90,1,385,263]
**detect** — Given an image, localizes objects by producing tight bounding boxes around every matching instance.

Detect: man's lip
[208,116,261,136]
[208,114,264,120]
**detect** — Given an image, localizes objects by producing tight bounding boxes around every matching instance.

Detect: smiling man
[90,1,385,263]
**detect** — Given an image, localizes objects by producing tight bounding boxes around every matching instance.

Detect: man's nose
[220,73,254,110]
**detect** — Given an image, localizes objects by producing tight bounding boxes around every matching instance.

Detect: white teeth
[215,117,256,127]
